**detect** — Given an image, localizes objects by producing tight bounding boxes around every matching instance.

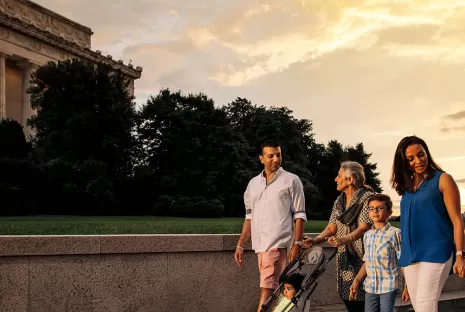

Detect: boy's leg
[379,290,397,312]
[364,292,380,312]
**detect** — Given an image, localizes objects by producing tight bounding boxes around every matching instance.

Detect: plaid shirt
[363,223,402,294]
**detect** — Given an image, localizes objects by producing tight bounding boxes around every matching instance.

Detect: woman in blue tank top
[390,136,465,312]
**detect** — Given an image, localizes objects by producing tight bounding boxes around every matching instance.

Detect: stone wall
[0,234,463,312]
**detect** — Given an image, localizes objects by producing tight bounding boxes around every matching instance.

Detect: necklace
[413,175,425,191]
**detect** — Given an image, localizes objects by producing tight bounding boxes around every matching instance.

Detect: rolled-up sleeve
[244,183,252,220]
[290,177,307,221]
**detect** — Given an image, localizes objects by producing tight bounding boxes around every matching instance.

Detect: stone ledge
[0,233,327,257]
[100,234,224,254]
[0,235,100,256]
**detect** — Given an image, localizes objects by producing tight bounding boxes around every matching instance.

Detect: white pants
[403,255,452,312]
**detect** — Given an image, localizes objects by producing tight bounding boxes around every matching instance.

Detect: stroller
[260,245,337,312]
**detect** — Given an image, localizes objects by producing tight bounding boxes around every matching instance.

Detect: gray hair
[341,161,372,190]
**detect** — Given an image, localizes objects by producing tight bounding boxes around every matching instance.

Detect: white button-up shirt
[244,167,307,253]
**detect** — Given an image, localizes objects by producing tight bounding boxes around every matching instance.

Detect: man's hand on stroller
[302,236,313,248]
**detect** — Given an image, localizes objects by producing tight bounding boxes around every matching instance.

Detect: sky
[36,0,465,215]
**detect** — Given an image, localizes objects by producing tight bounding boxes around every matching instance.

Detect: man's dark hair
[259,140,281,155]
[282,273,304,292]
[368,194,393,211]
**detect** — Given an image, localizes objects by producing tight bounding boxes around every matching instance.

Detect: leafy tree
[343,142,382,192]
[311,140,346,217]
[28,59,136,180]
[27,59,137,213]
[0,119,30,159]
[137,89,252,216]
[0,119,38,215]
[222,98,320,215]
[310,140,382,219]
[222,99,316,170]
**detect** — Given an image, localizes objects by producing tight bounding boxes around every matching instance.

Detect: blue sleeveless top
[399,170,454,267]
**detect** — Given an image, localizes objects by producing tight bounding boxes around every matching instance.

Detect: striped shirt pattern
[244,167,307,253]
[363,223,402,294]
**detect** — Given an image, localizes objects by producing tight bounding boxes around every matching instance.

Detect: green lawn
[0,216,400,235]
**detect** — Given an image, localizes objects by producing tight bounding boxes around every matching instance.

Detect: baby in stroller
[261,245,337,312]
[272,273,305,312]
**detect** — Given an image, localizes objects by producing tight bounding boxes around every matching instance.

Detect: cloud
[443,110,465,120]
[121,44,185,90]
[31,0,465,207]
[196,0,465,86]
[440,125,465,133]
[439,110,465,133]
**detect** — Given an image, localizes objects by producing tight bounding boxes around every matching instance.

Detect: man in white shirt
[234,140,307,312]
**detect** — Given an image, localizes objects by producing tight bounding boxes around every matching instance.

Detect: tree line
[0,59,382,218]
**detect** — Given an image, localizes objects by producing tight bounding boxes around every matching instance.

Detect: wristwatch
[456,251,465,256]
[294,240,303,246]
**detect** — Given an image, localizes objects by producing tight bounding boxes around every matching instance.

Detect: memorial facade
[0,0,142,136]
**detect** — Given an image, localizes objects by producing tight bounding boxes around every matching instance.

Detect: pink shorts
[257,248,288,289]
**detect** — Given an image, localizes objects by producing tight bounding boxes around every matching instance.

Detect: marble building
[0,0,142,136]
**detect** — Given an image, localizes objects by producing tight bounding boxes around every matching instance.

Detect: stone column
[19,60,37,137]
[0,54,6,119]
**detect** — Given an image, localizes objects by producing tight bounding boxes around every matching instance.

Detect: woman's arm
[314,224,337,244]
[303,223,337,247]
[328,222,371,247]
[338,195,373,245]
[440,173,464,260]
[341,223,371,245]
[440,173,465,278]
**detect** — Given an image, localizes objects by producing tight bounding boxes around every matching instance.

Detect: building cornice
[0,11,142,79]
[14,0,92,35]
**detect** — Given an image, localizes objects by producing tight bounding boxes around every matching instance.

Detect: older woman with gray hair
[303,161,373,312]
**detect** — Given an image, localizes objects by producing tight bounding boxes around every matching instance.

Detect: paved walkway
[313,289,465,312]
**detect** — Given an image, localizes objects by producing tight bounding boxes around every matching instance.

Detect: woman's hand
[327,236,342,247]
[402,287,410,302]
[453,256,465,278]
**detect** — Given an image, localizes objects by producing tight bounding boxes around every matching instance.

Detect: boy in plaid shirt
[349,194,409,312]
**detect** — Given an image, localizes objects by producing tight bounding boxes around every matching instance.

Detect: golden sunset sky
[37,0,465,215]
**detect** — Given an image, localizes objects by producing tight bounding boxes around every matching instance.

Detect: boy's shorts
[257,248,288,289]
